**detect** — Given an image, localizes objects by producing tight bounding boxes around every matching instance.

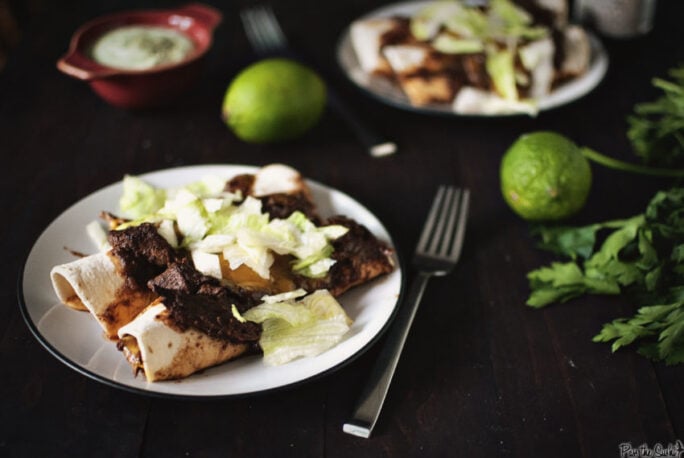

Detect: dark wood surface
[2,1,683,456]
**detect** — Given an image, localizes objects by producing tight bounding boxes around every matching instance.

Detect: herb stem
[580,147,684,178]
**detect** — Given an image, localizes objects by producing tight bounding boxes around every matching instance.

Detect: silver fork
[343,186,470,439]
[240,5,397,158]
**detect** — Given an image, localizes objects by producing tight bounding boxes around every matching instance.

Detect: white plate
[337,0,609,116]
[19,165,403,398]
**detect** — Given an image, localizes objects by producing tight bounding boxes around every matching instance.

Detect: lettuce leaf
[486,46,518,100]
[119,175,167,219]
[113,175,347,280]
[488,0,547,40]
[243,290,352,365]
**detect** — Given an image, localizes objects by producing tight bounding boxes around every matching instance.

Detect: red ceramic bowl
[57,3,222,109]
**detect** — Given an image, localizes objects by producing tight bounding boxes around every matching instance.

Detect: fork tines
[240,5,289,54]
[239,4,397,158]
[416,186,470,261]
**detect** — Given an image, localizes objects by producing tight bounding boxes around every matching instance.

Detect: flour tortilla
[49,164,343,381]
[50,252,155,339]
[117,303,249,382]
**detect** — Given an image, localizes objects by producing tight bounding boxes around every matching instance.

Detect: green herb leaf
[533,224,600,259]
[627,65,684,167]
[526,261,620,307]
[533,217,641,260]
[594,301,684,365]
[526,188,684,364]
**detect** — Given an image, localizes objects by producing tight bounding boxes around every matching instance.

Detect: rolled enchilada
[117,302,253,382]
[49,164,394,382]
[117,260,262,382]
[51,253,155,339]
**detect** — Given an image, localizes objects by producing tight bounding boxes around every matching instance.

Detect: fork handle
[326,90,397,157]
[343,272,431,438]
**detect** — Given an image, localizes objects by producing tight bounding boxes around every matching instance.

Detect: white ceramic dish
[337,0,609,116]
[19,165,403,398]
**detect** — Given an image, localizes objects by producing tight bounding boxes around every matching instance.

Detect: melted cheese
[219,254,295,294]
[119,335,144,374]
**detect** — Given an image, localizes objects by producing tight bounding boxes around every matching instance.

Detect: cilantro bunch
[527,188,684,365]
[576,64,684,178]
[628,65,684,167]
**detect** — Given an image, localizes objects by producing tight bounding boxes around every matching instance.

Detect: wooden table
[2,1,682,456]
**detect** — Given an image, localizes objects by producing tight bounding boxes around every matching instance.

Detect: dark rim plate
[18,164,404,399]
[337,0,609,116]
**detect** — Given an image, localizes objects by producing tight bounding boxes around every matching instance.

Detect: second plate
[337,1,609,116]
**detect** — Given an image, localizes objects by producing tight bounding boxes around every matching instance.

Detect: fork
[240,5,397,158]
[343,186,470,438]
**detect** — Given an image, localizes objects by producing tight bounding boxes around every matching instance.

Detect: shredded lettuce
[189,234,235,253]
[208,207,347,279]
[488,0,547,40]
[157,219,178,248]
[444,7,488,38]
[412,0,547,45]
[86,220,110,252]
[111,175,347,280]
[453,86,538,115]
[406,0,549,108]
[119,175,167,219]
[486,46,518,101]
[433,34,484,54]
[490,0,531,27]
[410,1,463,41]
[222,243,274,279]
[182,175,230,198]
[165,189,210,244]
[118,175,240,224]
[191,250,222,279]
[107,175,358,366]
[261,289,308,304]
[231,304,246,323]
[243,289,352,365]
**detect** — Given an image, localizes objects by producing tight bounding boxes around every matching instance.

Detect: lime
[500,131,592,221]
[221,58,326,143]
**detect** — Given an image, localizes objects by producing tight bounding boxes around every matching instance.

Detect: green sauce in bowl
[90,26,195,71]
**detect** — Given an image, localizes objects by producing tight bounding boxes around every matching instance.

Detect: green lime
[500,131,592,221]
[221,58,326,143]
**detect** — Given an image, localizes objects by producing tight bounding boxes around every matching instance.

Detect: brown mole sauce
[106,187,393,345]
[147,261,262,344]
[162,291,261,344]
[379,17,414,48]
[107,223,186,290]
[375,4,568,97]
[108,223,261,344]
[224,173,255,197]
[225,173,320,221]
[297,216,394,297]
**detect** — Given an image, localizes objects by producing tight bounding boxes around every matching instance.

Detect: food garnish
[51,165,395,381]
[513,66,684,363]
[349,0,591,115]
[500,122,684,224]
[221,58,327,143]
[242,289,353,365]
[557,65,684,178]
[115,173,347,279]
[627,64,684,168]
[500,131,592,221]
[526,188,684,365]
